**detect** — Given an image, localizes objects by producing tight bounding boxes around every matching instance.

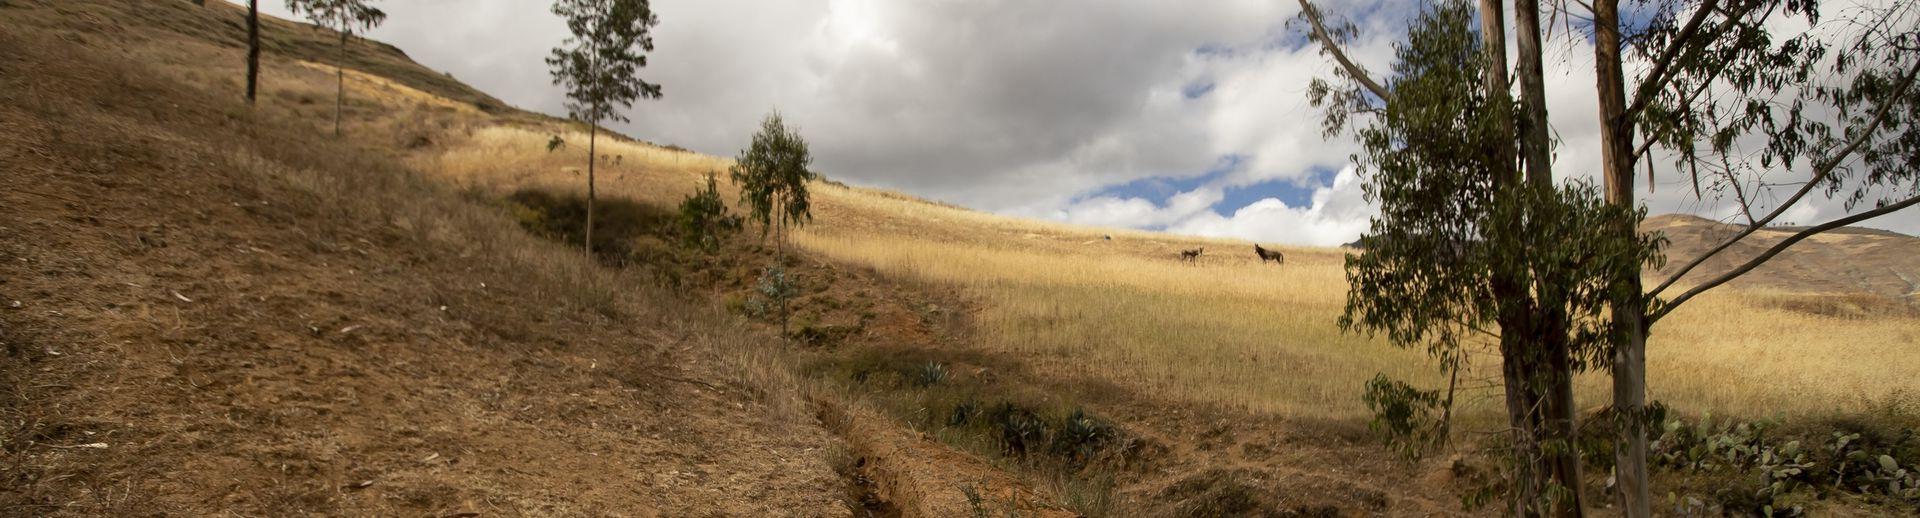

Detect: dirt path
[0,26,844,517]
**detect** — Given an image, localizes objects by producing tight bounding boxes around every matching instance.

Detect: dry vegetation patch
[0,21,844,516]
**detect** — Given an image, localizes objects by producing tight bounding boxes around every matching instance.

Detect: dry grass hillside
[5,0,1920,516]
[1648,213,1920,298]
[420,101,1920,514]
[426,124,1920,422]
[0,3,850,516]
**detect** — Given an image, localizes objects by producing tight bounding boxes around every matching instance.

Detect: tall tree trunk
[1544,318,1585,517]
[587,121,598,258]
[1513,0,1554,189]
[246,0,259,105]
[1475,3,1546,510]
[1513,0,1585,514]
[777,205,789,338]
[1476,0,1517,186]
[1591,0,1651,515]
[1475,2,1566,512]
[334,22,345,137]
[1500,337,1546,516]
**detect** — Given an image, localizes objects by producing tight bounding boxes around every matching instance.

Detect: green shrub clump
[675,171,739,252]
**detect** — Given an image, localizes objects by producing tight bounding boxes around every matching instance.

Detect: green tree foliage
[284,0,385,136]
[1304,0,1920,513]
[547,0,663,257]
[1595,3,1920,513]
[729,112,814,338]
[1316,2,1663,513]
[730,112,816,244]
[1360,374,1445,459]
[674,171,739,252]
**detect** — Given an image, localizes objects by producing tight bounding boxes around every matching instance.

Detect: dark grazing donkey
[1254,244,1285,265]
[1179,247,1204,262]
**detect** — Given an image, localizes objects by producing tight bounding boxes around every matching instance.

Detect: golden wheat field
[402,120,1920,425]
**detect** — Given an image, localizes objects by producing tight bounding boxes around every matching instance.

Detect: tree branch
[1632,58,1729,163]
[1297,0,1394,104]
[1651,194,1920,323]
[1625,0,1733,120]
[1647,58,1920,299]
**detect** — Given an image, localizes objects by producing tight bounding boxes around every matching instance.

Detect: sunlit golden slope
[416,125,1920,422]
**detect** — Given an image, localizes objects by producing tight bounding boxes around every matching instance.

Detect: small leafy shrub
[1652,414,1920,513]
[1053,408,1117,462]
[988,402,1049,457]
[745,266,798,319]
[674,171,740,252]
[545,135,565,152]
[1361,374,1445,459]
[942,401,1116,467]
[1651,414,1776,472]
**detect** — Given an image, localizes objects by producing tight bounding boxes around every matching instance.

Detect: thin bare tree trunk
[246,0,260,105]
[1477,0,1517,186]
[1513,0,1584,514]
[334,18,345,137]
[1514,0,1553,189]
[1590,0,1650,515]
[778,206,788,338]
[1439,361,1458,446]
[587,121,598,258]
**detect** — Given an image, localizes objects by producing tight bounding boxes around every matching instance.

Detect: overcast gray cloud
[250,0,1918,243]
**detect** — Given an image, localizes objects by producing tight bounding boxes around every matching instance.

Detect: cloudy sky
[248,0,1918,244]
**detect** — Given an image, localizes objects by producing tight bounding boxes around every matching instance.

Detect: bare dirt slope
[1647,213,1920,298]
[0,22,845,517]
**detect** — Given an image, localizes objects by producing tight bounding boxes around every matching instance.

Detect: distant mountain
[1338,214,1918,298]
[1644,214,1920,298]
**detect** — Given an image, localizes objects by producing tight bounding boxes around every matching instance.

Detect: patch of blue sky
[1080,159,1236,204]
[1076,156,1345,221]
[1182,81,1217,99]
[1213,166,1340,213]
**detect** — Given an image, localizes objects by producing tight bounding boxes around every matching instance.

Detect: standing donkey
[1254,244,1285,265]
[1179,247,1205,262]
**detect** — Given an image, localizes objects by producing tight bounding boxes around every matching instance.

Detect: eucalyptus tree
[1303,1,1656,513]
[730,112,815,336]
[730,112,816,250]
[1586,1,1920,515]
[285,0,385,136]
[547,0,663,257]
[1301,0,1920,515]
